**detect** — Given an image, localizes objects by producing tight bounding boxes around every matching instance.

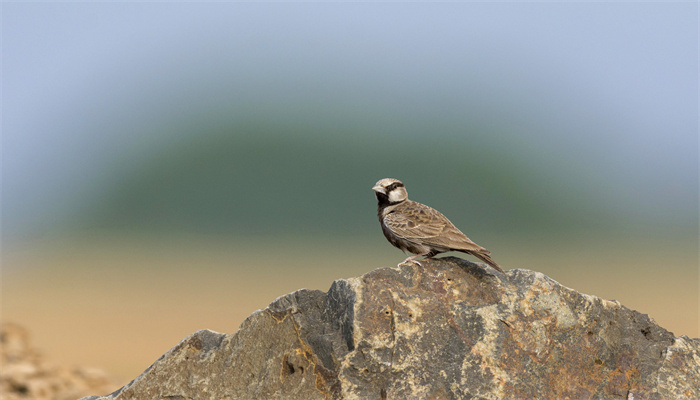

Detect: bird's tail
[468,251,505,274]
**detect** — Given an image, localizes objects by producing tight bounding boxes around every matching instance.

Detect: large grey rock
[83,257,699,399]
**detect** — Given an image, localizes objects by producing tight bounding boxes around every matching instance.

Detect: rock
[0,323,122,400]
[82,257,699,399]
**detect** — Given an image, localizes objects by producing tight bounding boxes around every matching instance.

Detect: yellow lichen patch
[470,304,507,397]
[390,292,425,338]
[520,276,577,330]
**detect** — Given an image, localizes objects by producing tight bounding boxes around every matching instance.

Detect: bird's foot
[398,255,424,268]
[397,260,422,268]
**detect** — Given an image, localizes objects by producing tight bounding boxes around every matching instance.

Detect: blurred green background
[3,2,697,385]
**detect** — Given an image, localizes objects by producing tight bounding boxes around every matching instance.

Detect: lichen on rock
[81,257,700,400]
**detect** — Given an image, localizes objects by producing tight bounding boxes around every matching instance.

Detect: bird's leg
[398,250,441,268]
[398,252,434,268]
[398,254,422,267]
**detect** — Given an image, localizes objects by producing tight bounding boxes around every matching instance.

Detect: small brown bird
[372,178,504,273]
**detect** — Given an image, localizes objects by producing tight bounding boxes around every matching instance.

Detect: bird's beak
[372,184,386,194]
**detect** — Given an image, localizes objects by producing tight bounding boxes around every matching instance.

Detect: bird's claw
[398,258,423,268]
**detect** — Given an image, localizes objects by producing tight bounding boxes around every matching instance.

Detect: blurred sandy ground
[3,231,696,383]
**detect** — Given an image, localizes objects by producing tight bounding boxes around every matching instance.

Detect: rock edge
[82,257,700,399]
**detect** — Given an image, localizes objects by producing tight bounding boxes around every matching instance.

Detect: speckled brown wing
[383,200,487,253]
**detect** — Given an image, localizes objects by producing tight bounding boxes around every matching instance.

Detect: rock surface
[82,257,699,399]
[0,323,122,400]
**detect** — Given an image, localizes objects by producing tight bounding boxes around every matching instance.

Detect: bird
[372,178,504,273]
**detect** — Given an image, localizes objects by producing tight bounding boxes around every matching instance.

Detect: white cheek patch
[388,189,405,203]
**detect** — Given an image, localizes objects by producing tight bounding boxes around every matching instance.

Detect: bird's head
[372,178,408,204]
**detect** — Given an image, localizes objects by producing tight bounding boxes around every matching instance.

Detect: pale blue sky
[3,2,698,240]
